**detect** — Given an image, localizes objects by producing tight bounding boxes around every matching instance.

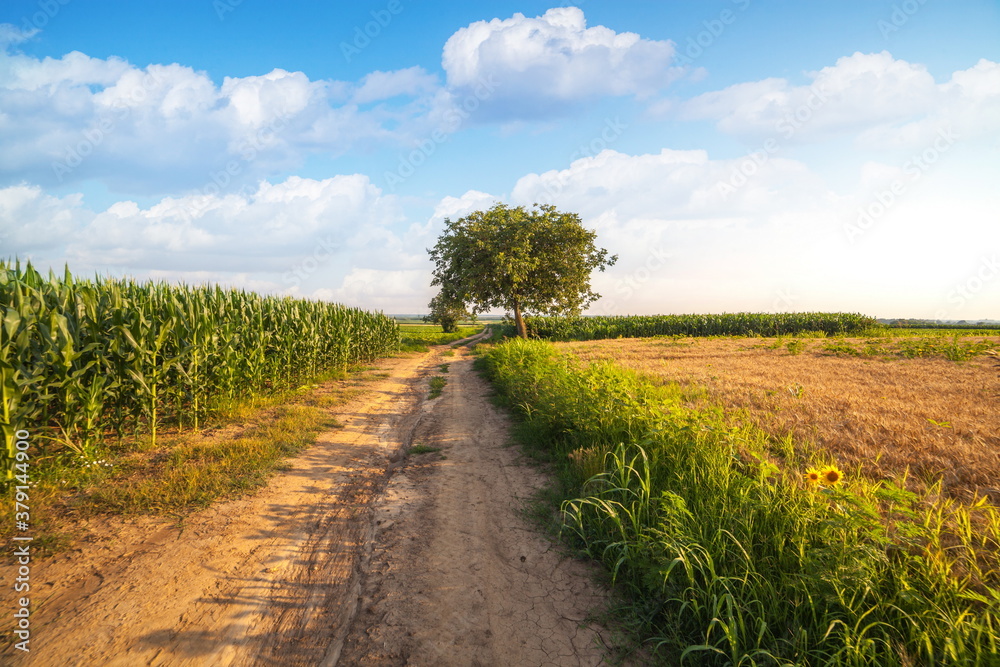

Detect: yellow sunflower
[805,468,821,485]
[820,465,843,486]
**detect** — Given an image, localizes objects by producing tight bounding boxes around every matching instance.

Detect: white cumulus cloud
[674,52,1000,148]
[0,37,447,194]
[0,176,406,295]
[0,183,86,254]
[442,7,680,119]
[504,145,999,317]
[353,67,441,105]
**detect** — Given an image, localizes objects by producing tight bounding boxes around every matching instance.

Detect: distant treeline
[882,319,1000,330]
[496,312,879,341]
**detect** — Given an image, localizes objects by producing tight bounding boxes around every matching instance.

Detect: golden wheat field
[558,335,1000,500]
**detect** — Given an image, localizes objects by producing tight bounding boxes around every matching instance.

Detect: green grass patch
[886,326,1000,336]
[396,320,480,328]
[398,325,482,352]
[88,404,331,512]
[409,444,442,455]
[821,335,999,362]
[785,338,808,355]
[896,335,997,361]
[822,340,864,356]
[2,364,388,550]
[481,338,1000,665]
[428,376,447,399]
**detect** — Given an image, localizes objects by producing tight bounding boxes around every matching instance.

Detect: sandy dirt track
[338,342,612,666]
[2,335,614,666]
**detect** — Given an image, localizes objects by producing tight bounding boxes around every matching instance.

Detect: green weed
[482,338,1000,665]
[428,376,447,399]
[785,339,807,355]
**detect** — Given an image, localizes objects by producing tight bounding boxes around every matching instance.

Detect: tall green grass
[398,325,482,351]
[821,335,999,362]
[482,339,1000,665]
[499,312,879,340]
[0,261,399,483]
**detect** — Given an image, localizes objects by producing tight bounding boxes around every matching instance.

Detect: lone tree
[423,291,472,333]
[428,203,616,338]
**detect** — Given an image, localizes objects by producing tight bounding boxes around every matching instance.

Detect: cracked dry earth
[2,334,615,666]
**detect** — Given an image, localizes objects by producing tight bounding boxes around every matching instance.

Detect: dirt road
[3,337,614,666]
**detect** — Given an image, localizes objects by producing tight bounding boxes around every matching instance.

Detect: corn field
[0,261,399,482]
[510,312,879,340]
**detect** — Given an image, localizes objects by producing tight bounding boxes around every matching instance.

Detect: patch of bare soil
[338,343,614,666]
[3,334,615,666]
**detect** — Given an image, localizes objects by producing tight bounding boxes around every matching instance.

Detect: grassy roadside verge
[398,325,484,352]
[480,338,1000,665]
[2,364,388,552]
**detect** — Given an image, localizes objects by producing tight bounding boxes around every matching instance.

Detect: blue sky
[1,1,998,319]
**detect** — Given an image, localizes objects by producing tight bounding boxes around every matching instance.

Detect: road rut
[3,337,613,665]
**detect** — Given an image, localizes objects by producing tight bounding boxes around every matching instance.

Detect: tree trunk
[513,301,527,338]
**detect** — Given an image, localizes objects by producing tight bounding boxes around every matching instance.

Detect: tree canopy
[422,292,472,333]
[427,203,616,337]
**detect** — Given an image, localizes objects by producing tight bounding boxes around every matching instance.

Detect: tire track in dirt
[3,333,616,665]
[338,343,614,666]
[3,350,436,667]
